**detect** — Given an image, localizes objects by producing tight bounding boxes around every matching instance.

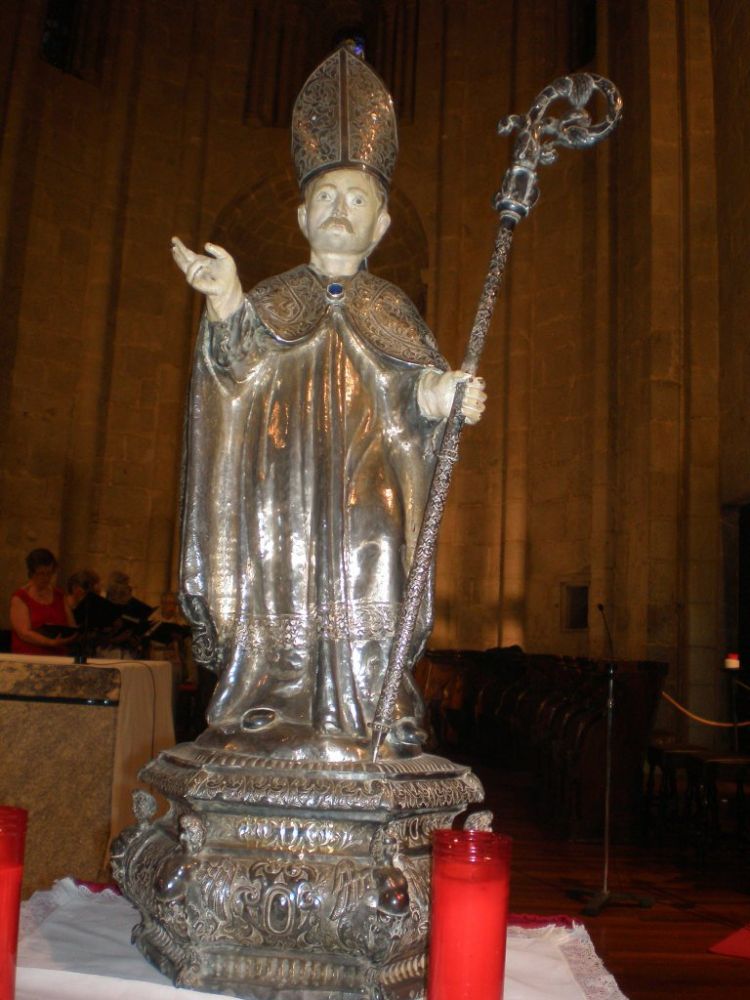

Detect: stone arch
[210,163,429,313]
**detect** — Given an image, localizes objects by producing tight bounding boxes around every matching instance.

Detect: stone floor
[471,759,750,999]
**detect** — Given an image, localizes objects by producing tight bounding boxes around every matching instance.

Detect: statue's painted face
[298,168,390,259]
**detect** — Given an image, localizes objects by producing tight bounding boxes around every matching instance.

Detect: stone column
[676,0,721,741]
[58,1,147,580]
[608,0,721,739]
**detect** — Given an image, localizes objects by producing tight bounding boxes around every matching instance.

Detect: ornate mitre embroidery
[291,44,398,190]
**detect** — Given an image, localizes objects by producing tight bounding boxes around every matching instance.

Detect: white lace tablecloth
[16,879,627,1000]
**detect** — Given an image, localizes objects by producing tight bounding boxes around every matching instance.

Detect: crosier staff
[371,73,623,761]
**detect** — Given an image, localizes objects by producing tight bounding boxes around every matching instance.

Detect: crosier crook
[371,73,623,760]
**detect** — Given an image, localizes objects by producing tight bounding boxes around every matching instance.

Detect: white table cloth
[16,879,627,1000]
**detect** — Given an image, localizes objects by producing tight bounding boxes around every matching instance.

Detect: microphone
[597,602,615,659]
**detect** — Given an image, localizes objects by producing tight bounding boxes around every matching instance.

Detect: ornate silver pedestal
[112,741,483,1000]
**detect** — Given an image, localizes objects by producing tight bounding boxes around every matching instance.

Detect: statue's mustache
[322,215,354,233]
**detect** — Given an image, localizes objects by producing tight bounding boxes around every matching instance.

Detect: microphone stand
[568,604,653,915]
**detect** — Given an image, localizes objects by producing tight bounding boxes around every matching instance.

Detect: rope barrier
[660,690,750,728]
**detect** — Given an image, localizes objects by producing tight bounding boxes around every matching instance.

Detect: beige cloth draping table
[90,657,175,841]
[0,655,175,893]
[16,880,629,1000]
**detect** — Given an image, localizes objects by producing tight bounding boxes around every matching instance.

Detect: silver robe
[180,266,447,740]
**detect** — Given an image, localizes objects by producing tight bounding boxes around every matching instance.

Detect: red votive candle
[0,807,28,1000]
[427,828,511,1000]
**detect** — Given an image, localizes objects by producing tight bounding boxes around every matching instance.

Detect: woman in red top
[10,549,77,656]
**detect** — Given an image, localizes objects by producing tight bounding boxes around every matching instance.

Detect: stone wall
[0,0,741,737]
[712,0,750,508]
[711,0,750,733]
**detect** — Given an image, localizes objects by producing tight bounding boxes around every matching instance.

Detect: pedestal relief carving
[112,744,482,999]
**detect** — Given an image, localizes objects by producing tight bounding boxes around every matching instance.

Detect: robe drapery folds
[181,266,448,737]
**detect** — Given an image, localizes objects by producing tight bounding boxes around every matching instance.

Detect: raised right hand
[171,237,244,321]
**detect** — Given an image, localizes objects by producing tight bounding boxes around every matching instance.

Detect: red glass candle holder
[427,828,511,1000]
[0,806,28,1000]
